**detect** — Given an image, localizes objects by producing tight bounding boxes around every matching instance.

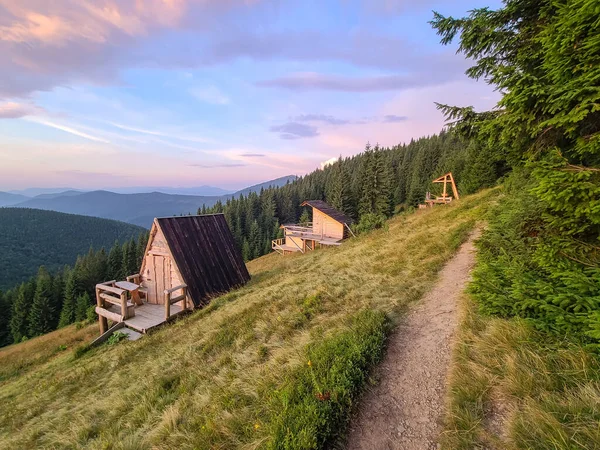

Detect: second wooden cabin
[272,200,354,255]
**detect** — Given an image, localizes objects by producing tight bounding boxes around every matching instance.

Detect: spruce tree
[248,220,261,260]
[431,0,600,337]
[299,208,310,225]
[122,238,137,277]
[107,241,123,280]
[136,233,147,269]
[340,161,355,218]
[28,267,55,337]
[58,269,77,327]
[359,145,392,216]
[50,270,65,329]
[242,239,251,262]
[0,290,14,347]
[326,160,343,211]
[75,292,92,322]
[10,281,35,343]
[358,145,375,216]
[372,147,392,216]
[95,248,109,284]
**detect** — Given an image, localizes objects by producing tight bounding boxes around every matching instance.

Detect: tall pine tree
[0,290,14,346]
[75,292,92,322]
[107,240,123,281]
[58,268,77,328]
[10,281,35,343]
[28,267,55,337]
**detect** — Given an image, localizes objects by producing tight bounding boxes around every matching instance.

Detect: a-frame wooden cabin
[272,200,354,255]
[95,214,250,336]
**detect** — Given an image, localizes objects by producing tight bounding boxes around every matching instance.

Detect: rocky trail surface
[345,230,480,450]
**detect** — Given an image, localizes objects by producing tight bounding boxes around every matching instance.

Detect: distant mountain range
[0,191,29,207]
[0,175,297,228]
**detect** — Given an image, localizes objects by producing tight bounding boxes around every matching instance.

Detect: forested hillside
[0,232,149,348]
[0,208,145,290]
[203,132,507,260]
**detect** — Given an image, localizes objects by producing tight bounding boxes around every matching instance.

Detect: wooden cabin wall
[141,226,172,304]
[312,209,344,240]
[140,224,189,308]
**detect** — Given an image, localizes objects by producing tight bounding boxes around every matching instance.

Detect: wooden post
[120,291,128,320]
[164,291,170,320]
[443,176,448,198]
[96,287,107,334]
[449,173,460,199]
[182,286,187,311]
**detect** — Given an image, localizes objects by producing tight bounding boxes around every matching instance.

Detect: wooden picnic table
[115,281,143,306]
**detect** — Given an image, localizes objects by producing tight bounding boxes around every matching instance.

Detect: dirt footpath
[345,230,480,450]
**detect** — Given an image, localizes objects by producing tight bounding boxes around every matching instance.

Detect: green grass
[442,294,600,450]
[0,190,494,449]
[267,310,389,450]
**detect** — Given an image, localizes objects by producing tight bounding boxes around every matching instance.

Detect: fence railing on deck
[272,238,285,253]
[164,284,188,320]
[95,281,130,334]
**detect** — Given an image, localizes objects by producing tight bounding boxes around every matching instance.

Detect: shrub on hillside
[470,170,600,342]
[352,213,387,235]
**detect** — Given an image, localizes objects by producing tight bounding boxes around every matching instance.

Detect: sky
[0,0,502,191]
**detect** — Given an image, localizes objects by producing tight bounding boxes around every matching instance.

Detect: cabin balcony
[283,223,343,245]
[272,237,304,255]
[272,222,344,255]
[282,223,316,238]
[94,276,189,335]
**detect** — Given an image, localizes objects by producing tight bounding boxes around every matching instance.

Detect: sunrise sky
[0,0,501,191]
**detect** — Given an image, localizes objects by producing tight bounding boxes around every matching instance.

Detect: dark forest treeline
[202,132,507,261]
[0,233,148,347]
[0,208,145,290]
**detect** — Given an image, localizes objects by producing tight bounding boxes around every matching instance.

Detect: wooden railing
[126,273,140,284]
[95,281,131,334]
[164,284,188,320]
[283,224,314,235]
[272,238,285,254]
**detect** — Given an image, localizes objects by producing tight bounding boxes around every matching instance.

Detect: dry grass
[0,322,98,382]
[442,294,600,450]
[0,190,493,449]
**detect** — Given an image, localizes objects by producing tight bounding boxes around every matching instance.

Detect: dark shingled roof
[156,214,250,308]
[301,200,354,225]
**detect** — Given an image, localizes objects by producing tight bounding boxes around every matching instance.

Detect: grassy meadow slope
[0,190,493,449]
[442,295,600,450]
[442,300,600,450]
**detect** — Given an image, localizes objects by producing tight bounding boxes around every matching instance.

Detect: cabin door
[148,255,171,304]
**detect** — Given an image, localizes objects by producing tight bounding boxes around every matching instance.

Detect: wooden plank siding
[312,209,345,240]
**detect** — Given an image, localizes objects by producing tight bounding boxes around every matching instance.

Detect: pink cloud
[0,0,261,98]
[0,101,44,118]
[0,1,189,45]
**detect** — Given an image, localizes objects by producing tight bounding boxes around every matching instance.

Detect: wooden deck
[105,303,185,333]
[284,229,342,246]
